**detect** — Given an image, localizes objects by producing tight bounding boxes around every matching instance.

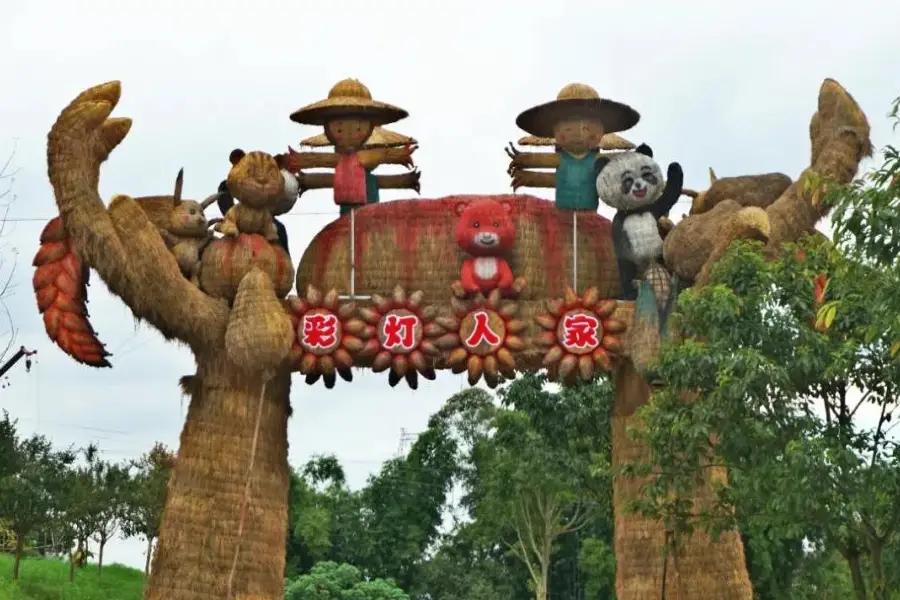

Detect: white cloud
[1,0,898,571]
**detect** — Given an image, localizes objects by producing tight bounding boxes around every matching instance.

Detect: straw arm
[508,150,560,171]
[692,79,871,287]
[359,145,416,169]
[297,171,421,195]
[106,196,229,349]
[46,85,131,288]
[765,80,871,252]
[376,171,420,192]
[510,169,555,191]
[297,172,334,195]
[282,148,339,171]
[46,82,229,350]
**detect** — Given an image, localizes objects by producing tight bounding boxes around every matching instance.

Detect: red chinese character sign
[535,287,626,383]
[357,285,449,389]
[287,285,372,388]
[444,286,527,388]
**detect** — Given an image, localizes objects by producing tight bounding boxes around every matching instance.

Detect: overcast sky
[1,0,899,571]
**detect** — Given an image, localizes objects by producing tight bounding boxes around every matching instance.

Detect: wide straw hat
[515,83,640,138]
[290,79,409,126]
[300,125,417,149]
[517,132,635,151]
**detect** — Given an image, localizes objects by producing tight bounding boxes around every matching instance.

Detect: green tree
[412,524,520,600]
[457,375,613,600]
[356,419,458,589]
[284,561,409,600]
[0,411,75,580]
[121,442,175,576]
[91,460,131,574]
[634,234,900,600]
[286,456,357,578]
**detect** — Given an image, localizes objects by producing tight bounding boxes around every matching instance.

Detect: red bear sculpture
[454,198,518,295]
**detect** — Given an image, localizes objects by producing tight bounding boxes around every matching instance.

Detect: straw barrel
[295,195,621,371]
[200,234,294,304]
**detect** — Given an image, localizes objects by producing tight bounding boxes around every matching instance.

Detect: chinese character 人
[465,311,502,347]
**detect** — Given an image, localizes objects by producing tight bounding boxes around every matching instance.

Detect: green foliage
[284,562,408,600]
[285,423,458,591]
[434,375,615,600]
[633,229,900,599]
[827,98,900,355]
[0,555,143,600]
[120,443,174,547]
[0,412,76,578]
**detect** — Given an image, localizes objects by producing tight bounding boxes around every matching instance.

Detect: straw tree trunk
[47,82,294,600]
[612,79,871,599]
[146,356,290,600]
[612,362,752,599]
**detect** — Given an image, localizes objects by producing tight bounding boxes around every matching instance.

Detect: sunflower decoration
[356,285,448,389]
[534,287,627,383]
[442,286,528,388]
[287,285,372,389]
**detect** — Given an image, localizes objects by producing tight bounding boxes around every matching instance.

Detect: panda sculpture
[595,143,683,306]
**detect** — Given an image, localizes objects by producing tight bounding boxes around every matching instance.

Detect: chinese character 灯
[382,313,421,351]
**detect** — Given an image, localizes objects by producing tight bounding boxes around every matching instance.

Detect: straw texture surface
[295,194,622,371]
[517,132,635,151]
[516,83,640,138]
[613,363,753,599]
[200,234,294,304]
[664,79,871,286]
[147,358,290,600]
[290,79,408,126]
[690,173,793,215]
[46,81,297,600]
[225,268,294,373]
[301,126,416,149]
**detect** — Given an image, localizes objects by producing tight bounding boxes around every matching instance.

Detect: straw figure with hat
[295,125,422,216]
[280,79,417,210]
[508,83,640,211]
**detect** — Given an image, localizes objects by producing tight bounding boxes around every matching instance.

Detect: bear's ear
[229,148,246,166]
[500,200,513,215]
[454,201,468,216]
[595,155,612,174]
[634,143,653,158]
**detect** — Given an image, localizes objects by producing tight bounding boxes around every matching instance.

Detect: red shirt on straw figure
[283,79,417,209]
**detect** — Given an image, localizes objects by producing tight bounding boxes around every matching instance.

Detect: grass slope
[0,554,144,600]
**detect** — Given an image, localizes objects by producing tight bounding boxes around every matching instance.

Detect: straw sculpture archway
[43,78,869,600]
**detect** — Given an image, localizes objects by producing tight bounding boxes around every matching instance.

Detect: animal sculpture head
[167,169,216,237]
[595,143,666,211]
[454,198,516,257]
[226,149,293,210]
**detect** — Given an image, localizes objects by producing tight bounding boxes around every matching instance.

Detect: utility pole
[395,428,420,457]
[0,346,37,381]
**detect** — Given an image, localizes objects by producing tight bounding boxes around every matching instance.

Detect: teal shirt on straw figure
[555,149,601,211]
